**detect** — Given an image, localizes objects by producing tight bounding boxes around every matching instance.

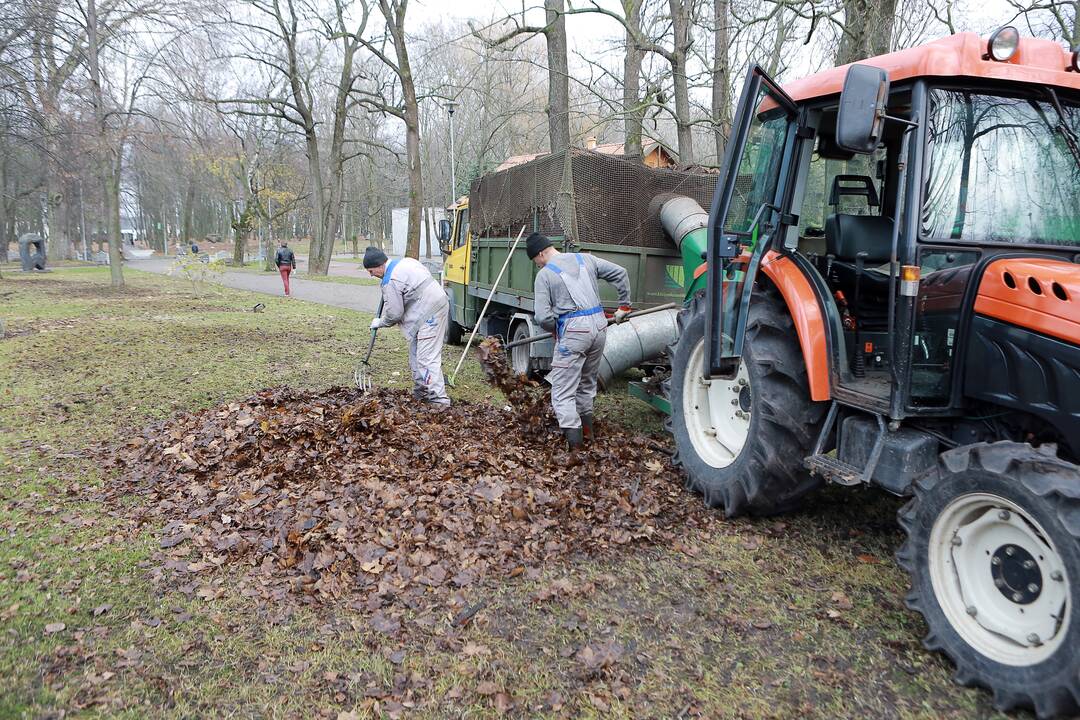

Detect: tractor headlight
[987,26,1020,62]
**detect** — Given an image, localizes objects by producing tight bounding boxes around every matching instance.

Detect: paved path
[128,257,382,313]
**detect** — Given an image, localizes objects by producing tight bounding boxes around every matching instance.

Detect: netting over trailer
[470,149,718,248]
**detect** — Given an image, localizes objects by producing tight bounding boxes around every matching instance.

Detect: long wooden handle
[503,302,680,349]
[448,226,527,385]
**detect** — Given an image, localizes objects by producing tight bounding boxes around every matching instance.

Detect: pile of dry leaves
[103,355,709,618]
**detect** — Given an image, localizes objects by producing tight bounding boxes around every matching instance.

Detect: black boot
[563,427,584,450]
[580,414,594,444]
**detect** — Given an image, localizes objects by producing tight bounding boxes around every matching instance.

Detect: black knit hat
[363,246,388,269]
[525,232,552,260]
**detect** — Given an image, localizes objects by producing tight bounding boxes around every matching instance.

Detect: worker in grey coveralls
[364,247,451,406]
[528,233,631,449]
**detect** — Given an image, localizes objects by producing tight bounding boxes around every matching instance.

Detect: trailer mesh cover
[470,149,718,249]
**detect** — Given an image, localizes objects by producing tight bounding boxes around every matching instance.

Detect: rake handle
[503,302,679,349]
[362,297,386,365]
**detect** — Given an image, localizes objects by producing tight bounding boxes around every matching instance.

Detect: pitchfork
[354,297,384,392]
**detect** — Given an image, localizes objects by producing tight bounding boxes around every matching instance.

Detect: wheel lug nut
[991,556,1001,565]
[999,510,1011,521]
[1051,570,1063,581]
[1027,633,1041,646]
[1012,592,1024,602]
[1027,583,1039,593]
[1023,560,1035,569]
[951,536,962,546]
[965,606,977,616]
[994,578,1005,588]
[731,398,739,405]
[1005,546,1015,556]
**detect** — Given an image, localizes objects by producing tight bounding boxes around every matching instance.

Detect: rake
[354,298,385,392]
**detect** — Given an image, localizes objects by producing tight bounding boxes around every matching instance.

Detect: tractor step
[805,401,889,487]
[804,454,864,486]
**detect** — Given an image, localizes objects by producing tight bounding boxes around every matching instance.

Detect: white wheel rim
[681,337,751,469]
[928,492,1071,666]
[511,325,530,376]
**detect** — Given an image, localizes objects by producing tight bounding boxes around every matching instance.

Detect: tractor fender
[760,251,831,401]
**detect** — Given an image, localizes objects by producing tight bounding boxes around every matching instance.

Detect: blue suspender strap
[545,262,562,274]
[381,258,400,286]
[562,306,603,319]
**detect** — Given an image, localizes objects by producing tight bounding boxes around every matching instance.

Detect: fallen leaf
[44,622,66,634]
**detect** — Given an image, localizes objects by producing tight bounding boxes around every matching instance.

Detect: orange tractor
[665,29,1080,717]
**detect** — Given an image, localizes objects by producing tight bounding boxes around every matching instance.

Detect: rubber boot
[563,427,584,451]
[581,414,594,444]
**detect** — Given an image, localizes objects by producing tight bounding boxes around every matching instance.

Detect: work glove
[614,305,632,324]
[370,317,384,330]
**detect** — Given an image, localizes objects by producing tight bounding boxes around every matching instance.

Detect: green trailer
[438,148,717,377]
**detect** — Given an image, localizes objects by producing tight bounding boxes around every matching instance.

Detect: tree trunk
[835,0,898,65]
[545,0,571,152]
[0,152,7,265]
[623,0,644,160]
[42,100,70,262]
[104,160,124,282]
[182,175,196,249]
[85,0,123,287]
[711,0,731,162]
[383,1,424,260]
[669,0,694,165]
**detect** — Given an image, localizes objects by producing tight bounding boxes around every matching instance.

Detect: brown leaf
[370,611,400,635]
[576,639,624,671]
[475,681,498,696]
[44,622,66,634]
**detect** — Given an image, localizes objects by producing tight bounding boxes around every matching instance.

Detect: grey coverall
[533,252,631,429]
[377,257,451,405]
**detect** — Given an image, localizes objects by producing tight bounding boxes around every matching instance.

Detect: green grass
[0,267,1016,719]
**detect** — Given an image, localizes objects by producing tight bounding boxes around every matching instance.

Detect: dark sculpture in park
[19,233,46,272]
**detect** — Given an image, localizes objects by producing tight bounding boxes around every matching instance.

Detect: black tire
[666,286,827,516]
[445,319,463,345]
[897,442,1080,719]
[508,321,533,377]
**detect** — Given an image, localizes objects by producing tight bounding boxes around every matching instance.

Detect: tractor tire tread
[896,441,1080,719]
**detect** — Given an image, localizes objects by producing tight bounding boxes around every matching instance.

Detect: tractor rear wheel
[666,287,827,516]
[897,442,1080,719]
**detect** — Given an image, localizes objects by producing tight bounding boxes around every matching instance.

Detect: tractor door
[706,65,801,377]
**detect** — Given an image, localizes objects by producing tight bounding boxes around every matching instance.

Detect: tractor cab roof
[782,32,1080,104]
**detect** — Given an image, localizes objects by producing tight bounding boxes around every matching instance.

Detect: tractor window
[923,89,1080,247]
[799,145,888,237]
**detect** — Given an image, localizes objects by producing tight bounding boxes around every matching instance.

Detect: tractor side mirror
[836,64,890,154]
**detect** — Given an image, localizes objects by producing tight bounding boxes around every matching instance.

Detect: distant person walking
[275,241,297,297]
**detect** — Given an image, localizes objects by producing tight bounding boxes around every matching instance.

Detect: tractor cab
[668,29,1080,717]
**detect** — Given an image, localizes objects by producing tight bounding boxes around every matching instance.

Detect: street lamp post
[445,100,459,207]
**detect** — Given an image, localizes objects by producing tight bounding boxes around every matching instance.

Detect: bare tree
[474,0,573,153]
[354,0,425,259]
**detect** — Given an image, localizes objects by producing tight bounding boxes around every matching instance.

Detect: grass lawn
[0,267,1013,719]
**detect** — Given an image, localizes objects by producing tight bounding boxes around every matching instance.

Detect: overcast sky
[405,0,1028,74]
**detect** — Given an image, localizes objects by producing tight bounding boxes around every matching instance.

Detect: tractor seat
[825,214,895,301]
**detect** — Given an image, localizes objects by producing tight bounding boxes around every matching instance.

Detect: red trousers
[279,265,293,295]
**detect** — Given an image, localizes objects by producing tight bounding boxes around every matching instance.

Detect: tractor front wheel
[666,287,826,516]
[897,442,1080,718]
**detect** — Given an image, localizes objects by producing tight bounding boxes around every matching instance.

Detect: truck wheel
[666,287,826,516]
[897,442,1080,718]
[509,321,533,377]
